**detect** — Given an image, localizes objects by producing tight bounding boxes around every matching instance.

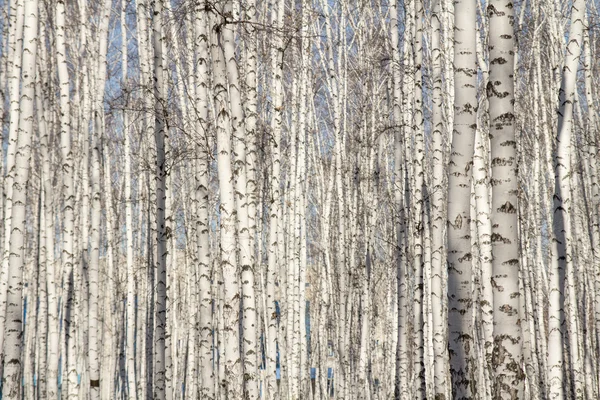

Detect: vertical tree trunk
[1,0,38,397]
[122,0,137,396]
[0,0,25,374]
[193,2,214,398]
[430,1,449,396]
[412,0,426,395]
[56,1,78,397]
[211,6,242,397]
[219,1,259,396]
[152,0,168,398]
[447,0,477,396]
[36,49,59,398]
[487,1,524,397]
[549,0,585,398]
[389,1,409,397]
[266,0,285,397]
[88,2,111,397]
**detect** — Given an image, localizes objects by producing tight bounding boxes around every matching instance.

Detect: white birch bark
[265,1,286,398]
[36,53,60,399]
[122,0,137,396]
[430,1,449,396]
[218,1,259,396]
[411,0,426,394]
[487,0,524,396]
[244,0,259,292]
[193,3,214,398]
[88,2,111,397]
[389,1,409,397]
[548,0,585,398]
[0,0,25,372]
[89,100,103,400]
[293,3,310,393]
[447,0,477,396]
[55,1,79,397]
[210,6,242,397]
[1,0,37,397]
[473,127,493,371]
[582,19,600,393]
[152,0,168,398]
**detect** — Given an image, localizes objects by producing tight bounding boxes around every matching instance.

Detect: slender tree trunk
[1,0,38,397]
[211,6,242,397]
[0,0,25,374]
[122,0,138,395]
[193,3,215,398]
[266,0,285,397]
[411,0,426,394]
[152,0,168,398]
[487,1,524,396]
[430,1,449,397]
[447,0,477,396]
[549,0,585,398]
[219,1,259,396]
[389,1,409,397]
[36,53,59,399]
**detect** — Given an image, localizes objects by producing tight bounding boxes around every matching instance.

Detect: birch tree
[153,0,169,398]
[193,2,214,398]
[549,0,586,398]
[447,0,477,396]
[1,0,38,397]
[211,3,242,396]
[486,0,524,397]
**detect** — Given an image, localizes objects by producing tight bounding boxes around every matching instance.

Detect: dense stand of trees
[0,0,599,399]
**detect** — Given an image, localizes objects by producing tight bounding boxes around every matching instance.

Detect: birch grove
[0,0,599,399]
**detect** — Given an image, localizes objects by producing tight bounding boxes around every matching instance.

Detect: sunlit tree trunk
[152,0,168,398]
[411,0,426,394]
[122,0,137,396]
[211,5,243,397]
[193,2,214,398]
[390,0,410,397]
[430,1,449,397]
[218,1,259,396]
[582,14,600,394]
[55,0,79,397]
[447,0,477,396]
[549,0,585,398]
[486,0,524,396]
[36,45,60,398]
[265,0,285,397]
[88,2,111,397]
[0,0,24,373]
[1,0,38,397]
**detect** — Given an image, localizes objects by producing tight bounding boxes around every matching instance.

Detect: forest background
[0,0,599,399]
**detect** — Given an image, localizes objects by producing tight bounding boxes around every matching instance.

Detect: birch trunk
[0,0,25,373]
[89,2,111,397]
[389,1,409,397]
[487,0,524,396]
[219,1,259,396]
[211,6,242,397]
[411,0,426,394]
[55,0,79,397]
[193,3,214,398]
[37,56,60,399]
[266,0,285,397]
[1,0,37,397]
[447,0,477,396]
[430,1,449,397]
[152,1,168,399]
[122,0,137,395]
[549,0,585,398]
